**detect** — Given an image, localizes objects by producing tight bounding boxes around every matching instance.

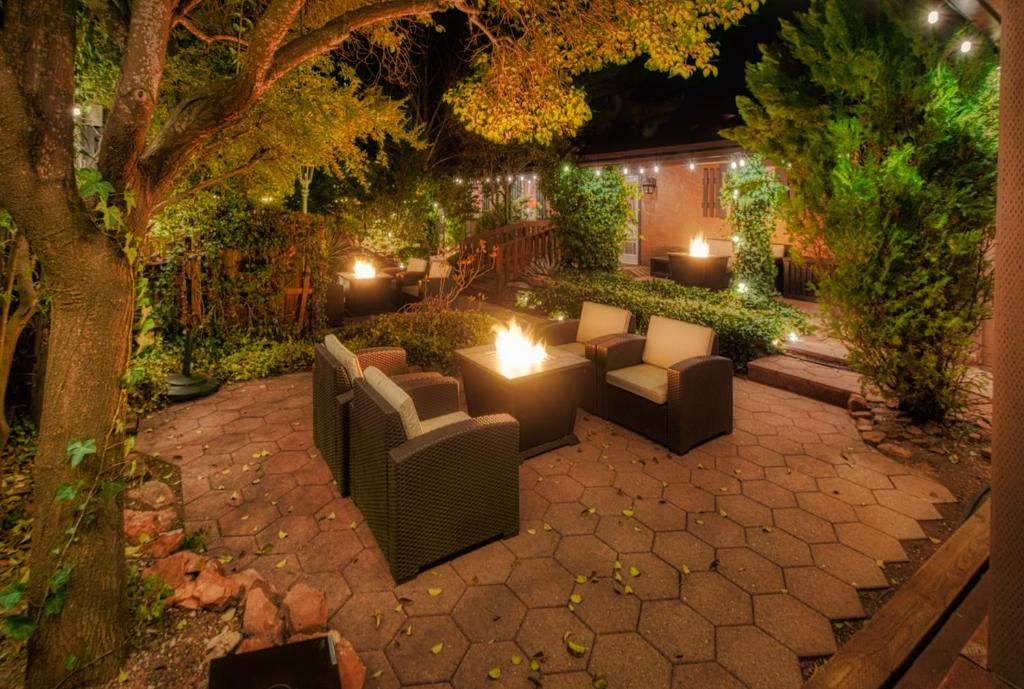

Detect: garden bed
[518,271,808,368]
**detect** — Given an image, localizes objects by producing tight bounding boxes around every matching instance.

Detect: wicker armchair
[593,315,733,454]
[312,336,441,496]
[350,369,520,582]
[535,301,636,413]
[399,258,454,303]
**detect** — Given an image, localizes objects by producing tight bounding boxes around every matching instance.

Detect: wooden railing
[460,220,559,293]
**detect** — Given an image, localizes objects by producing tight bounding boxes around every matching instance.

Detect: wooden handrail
[459,220,559,293]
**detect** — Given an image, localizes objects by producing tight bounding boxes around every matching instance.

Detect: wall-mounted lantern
[641,176,658,195]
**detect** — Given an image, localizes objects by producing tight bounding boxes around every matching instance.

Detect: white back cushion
[575,302,632,344]
[642,316,715,369]
[707,238,734,257]
[428,260,452,278]
[363,366,422,439]
[407,257,427,272]
[324,334,363,383]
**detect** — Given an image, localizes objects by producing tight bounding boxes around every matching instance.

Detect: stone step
[783,341,849,367]
[747,354,862,408]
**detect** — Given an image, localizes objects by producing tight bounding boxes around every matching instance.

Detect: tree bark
[0,235,38,450]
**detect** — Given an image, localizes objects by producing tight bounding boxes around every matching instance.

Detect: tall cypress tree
[724,0,999,422]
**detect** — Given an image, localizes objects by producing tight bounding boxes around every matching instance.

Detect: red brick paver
[138,373,959,689]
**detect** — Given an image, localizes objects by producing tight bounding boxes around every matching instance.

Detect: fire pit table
[339,272,396,316]
[455,342,589,460]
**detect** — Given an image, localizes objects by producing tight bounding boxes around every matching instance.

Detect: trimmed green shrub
[334,309,499,374]
[541,163,634,271]
[721,155,784,296]
[522,271,806,368]
[724,0,998,421]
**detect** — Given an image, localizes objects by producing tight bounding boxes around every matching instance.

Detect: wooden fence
[460,221,560,293]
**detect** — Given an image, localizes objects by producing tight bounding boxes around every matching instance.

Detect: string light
[730,160,738,170]
[688,161,696,172]
[653,165,660,173]
[737,282,748,294]
[927,9,939,24]
[960,39,973,53]
[639,167,645,174]
[622,166,629,175]
[739,158,746,167]
[72,106,82,117]
[594,168,602,177]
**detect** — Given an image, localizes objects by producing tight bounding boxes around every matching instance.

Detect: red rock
[328,630,366,689]
[124,508,176,542]
[194,569,242,611]
[283,583,328,635]
[143,529,185,559]
[242,587,282,642]
[171,580,199,609]
[233,568,275,596]
[236,636,275,654]
[878,443,913,460]
[143,550,205,589]
[861,431,887,446]
[129,480,174,509]
[847,394,870,413]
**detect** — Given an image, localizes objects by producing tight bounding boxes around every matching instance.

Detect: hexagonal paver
[503,521,560,558]
[773,508,836,544]
[343,549,396,594]
[874,489,943,521]
[691,468,741,495]
[618,552,680,600]
[811,543,890,590]
[517,608,594,673]
[452,641,533,689]
[359,651,398,689]
[614,471,664,498]
[571,578,641,633]
[395,563,467,616]
[331,591,408,651]
[764,466,819,493]
[633,500,687,532]
[544,502,599,536]
[664,484,716,513]
[889,473,956,503]
[218,502,280,537]
[385,614,468,685]
[580,486,634,515]
[783,567,866,620]
[255,514,319,554]
[452,585,526,642]
[834,522,909,563]
[594,515,654,553]
[672,662,745,689]
[817,477,877,506]
[854,504,927,541]
[835,463,894,490]
[450,541,517,585]
[743,481,797,509]
[717,495,773,527]
[682,572,753,626]
[745,526,813,567]
[797,492,858,523]
[653,531,716,573]
[507,558,573,607]
[753,594,837,657]
[785,454,837,478]
[716,626,803,689]
[717,548,785,594]
[639,599,715,662]
[590,633,672,689]
[688,512,745,549]
[533,475,585,504]
[554,535,617,578]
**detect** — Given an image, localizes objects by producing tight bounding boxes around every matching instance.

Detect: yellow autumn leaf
[431,642,444,655]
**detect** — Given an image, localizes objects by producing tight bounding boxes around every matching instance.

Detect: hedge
[521,271,807,368]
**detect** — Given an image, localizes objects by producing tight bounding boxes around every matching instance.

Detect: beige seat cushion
[420,411,471,435]
[642,316,715,369]
[428,260,452,278]
[324,334,363,383]
[707,238,734,257]
[406,257,428,272]
[606,363,668,405]
[554,341,587,358]
[363,366,422,439]
[576,301,632,344]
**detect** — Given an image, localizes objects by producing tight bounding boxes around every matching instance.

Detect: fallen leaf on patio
[682,564,691,575]
[613,571,622,582]
[530,658,541,671]
[221,608,236,622]
[349,522,358,530]
[325,512,336,520]
[278,530,288,540]
[373,610,382,629]
[761,525,773,533]
[124,545,141,558]
[695,518,704,525]
[696,463,705,470]
[488,667,502,680]
[117,670,129,683]
[719,509,728,518]
[405,625,413,636]
[621,508,635,517]
[564,632,587,657]
[929,536,942,544]
[875,559,885,568]
[586,506,597,515]
[275,558,288,568]
[242,464,251,472]
[431,642,444,655]
[833,622,845,630]
[629,566,640,577]
[543,523,553,531]
[780,588,789,594]
[593,676,608,689]
[229,491,241,502]
[371,671,383,679]
[428,587,443,597]
[252,449,270,458]
[570,593,582,605]
[575,574,588,584]
[512,655,522,665]
[260,544,274,555]
[623,584,634,595]
[527,528,537,535]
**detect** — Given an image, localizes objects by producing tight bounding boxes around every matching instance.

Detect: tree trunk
[24,229,134,689]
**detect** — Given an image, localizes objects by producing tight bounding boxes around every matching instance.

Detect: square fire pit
[455,343,589,460]
[667,251,730,291]
[339,273,396,316]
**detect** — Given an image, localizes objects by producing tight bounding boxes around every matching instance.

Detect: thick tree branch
[99,0,177,195]
[82,0,131,45]
[175,15,249,45]
[152,152,269,212]
[270,0,443,81]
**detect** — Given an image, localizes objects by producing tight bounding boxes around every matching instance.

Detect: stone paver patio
[136,372,959,689]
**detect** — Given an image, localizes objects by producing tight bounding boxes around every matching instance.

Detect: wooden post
[990,1,1024,685]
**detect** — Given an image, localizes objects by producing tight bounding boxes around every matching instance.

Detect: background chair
[400,257,454,302]
[593,315,733,454]
[350,368,520,581]
[536,301,636,413]
[312,335,442,495]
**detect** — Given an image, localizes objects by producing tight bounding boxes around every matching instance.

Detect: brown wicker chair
[593,315,733,454]
[312,336,441,496]
[350,369,520,582]
[535,301,636,413]
[399,258,454,303]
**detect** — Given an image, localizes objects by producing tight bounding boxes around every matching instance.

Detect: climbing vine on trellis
[721,155,784,296]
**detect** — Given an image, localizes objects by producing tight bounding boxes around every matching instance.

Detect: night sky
[575,0,811,153]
